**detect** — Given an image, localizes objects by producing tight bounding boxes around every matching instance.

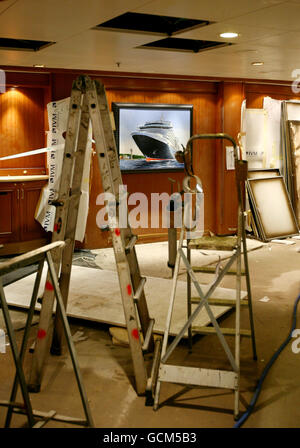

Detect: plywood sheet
[3,266,247,337]
[93,240,264,279]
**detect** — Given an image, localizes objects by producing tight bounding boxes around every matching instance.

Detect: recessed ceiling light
[252,61,264,66]
[219,32,238,38]
[33,64,45,67]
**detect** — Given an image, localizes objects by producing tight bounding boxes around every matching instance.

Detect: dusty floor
[1,239,300,428]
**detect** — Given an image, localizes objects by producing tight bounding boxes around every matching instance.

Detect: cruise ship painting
[131,119,182,161]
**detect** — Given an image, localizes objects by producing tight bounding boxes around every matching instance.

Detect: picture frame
[246,176,299,241]
[111,102,193,173]
[247,168,281,179]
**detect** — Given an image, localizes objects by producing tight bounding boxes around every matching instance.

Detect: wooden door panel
[20,181,47,241]
[0,185,19,242]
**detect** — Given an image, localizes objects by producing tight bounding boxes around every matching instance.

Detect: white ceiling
[0,0,299,81]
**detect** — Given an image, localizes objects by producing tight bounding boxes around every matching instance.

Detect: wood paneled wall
[2,67,300,248]
[0,75,50,176]
[245,83,300,108]
[215,82,245,234]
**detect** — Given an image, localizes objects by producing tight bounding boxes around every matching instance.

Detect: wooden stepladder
[153,134,257,420]
[29,76,158,397]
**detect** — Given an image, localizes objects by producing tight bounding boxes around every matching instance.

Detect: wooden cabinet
[0,178,49,254]
[0,184,19,243]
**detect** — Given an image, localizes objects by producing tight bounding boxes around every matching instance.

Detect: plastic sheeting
[263,97,282,170]
[35,98,92,242]
[240,101,268,169]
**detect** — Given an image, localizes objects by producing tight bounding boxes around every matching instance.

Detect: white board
[3,266,247,337]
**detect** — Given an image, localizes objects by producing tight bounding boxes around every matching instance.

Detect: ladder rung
[134,277,146,302]
[49,192,81,207]
[159,364,238,390]
[125,235,138,253]
[190,297,249,307]
[192,266,245,275]
[192,326,252,337]
[142,319,155,352]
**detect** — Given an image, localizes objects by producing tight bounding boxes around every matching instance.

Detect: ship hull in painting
[131,133,175,160]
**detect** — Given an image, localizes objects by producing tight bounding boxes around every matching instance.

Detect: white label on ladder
[226,146,235,170]
[0,329,6,354]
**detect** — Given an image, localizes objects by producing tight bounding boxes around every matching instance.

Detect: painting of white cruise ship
[131,119,182,161]
[112,102,193,172]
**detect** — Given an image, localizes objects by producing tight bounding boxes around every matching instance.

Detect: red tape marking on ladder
[131,328,139,340]
[37,329,47,339]
[115,228,121,236]
[127,284,132,295]
[45,281,54,291]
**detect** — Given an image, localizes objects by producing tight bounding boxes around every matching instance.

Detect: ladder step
[159,364,237,390]
[191,297,249,307]
[188,235,237,251]
[142,318,155,352]
[192,326,252,337]
[192,266,245,275]
[125,235,138,253]
[134,277,146,302]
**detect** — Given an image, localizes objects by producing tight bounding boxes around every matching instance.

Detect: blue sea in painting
[119,158,184,172]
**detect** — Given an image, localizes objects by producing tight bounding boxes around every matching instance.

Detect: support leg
[46,252,94,427]
[153,229,184,410]
[0,282,35,427]
[234,207,242,420]
[5,259,44,427]
[242,230,257,361]
[187,246,192,352]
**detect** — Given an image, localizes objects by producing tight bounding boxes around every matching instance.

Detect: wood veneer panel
[0,87,45,170]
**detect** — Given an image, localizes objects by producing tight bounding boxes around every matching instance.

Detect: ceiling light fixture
[33,64,45,68]
[219,32,238,38]
[252,61,264,66]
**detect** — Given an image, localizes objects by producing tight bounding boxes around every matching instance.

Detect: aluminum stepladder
[0,242,93,427]
[153,134,257,420]
[28,75,159,398]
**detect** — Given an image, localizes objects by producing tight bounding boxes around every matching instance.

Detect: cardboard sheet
[3,266,248,337]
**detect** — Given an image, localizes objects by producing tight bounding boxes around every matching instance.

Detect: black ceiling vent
[0,38,54,52]
[137,37,232,53]
[94,12,212,36]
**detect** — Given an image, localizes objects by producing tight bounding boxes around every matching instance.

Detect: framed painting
[247,176,299,241]
[111,102,193,173]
